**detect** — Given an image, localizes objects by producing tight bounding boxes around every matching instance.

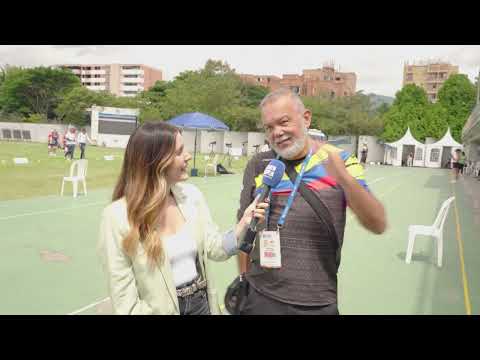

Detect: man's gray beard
[272,133,307,160]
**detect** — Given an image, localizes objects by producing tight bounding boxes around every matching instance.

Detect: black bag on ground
[217,163,233,174]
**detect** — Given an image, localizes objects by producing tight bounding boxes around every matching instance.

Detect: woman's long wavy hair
[112,121,181,266]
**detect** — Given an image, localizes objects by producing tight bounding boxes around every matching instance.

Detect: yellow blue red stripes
[254,145,368,197]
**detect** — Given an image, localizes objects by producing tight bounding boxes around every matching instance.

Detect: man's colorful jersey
[254,144,368,199]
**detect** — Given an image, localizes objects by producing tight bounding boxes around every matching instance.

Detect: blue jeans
[178,288,210,315]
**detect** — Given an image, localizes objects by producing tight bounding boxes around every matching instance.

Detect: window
[257,77,261,82]
[124,74,138,78]
[330,91,335,98]
[336,77,341,81]
[406,73,413,81]
[94,74,101,78]
[430,148,440,162]
[415,148,423,161]
[267,77,270,83]
[94,82,101,86]
[123,82,138,86]
[122,66,140,70]
[123,91,138,95]
[94,66,101,70]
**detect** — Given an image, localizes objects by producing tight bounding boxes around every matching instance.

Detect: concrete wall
[247,132,266,155]
[329,135,356,155]
[356,135,385,163]
[96,134,130,148]
[0,122,91,143]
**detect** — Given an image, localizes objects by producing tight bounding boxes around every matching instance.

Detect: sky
[0,45,479,97]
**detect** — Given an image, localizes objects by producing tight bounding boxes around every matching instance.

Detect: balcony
[121,85,144,92]
[85,85,107,91]
[121,77,144,83]
[83,78,106,83]
[121,69,144,76]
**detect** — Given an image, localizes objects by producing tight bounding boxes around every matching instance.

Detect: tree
[437,74,477,141]
[159,60,242,125]
[240,83,269,108]
[55,87,114,126]
[392,84,429,108]
[0,66,81,120]
[381,85,430,142]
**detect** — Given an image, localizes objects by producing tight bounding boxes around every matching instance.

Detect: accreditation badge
[259,230,281,269]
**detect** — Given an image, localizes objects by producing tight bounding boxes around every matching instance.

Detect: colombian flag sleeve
[343,153,369,191]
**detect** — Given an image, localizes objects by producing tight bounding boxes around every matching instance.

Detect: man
[360,143,368,164]
[77,128,93,159]
[237,88,386,315]
[451,149,463,183]
[47,129,59,156]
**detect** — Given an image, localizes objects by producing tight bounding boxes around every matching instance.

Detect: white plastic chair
[405,196,455,267]
[61,159,88,198]
[204,154,218,177]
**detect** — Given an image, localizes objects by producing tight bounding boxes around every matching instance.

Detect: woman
[98,122,268,315]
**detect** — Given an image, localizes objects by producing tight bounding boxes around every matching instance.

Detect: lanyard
[265,149,313,229]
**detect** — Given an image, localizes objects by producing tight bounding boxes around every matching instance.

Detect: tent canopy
[167,112,229,131]
[166,112,229,176]
[386,127,425,148]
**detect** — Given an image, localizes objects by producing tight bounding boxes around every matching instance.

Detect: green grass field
[1,140,479,315]
[0,141,249,200]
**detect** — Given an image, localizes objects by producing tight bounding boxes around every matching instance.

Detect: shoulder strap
[283,161,341,268]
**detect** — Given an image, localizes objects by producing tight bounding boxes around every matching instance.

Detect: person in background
[77,128,93,159]
[64,127,77,160]
[459,151,466,175]
[47,129,59,156]
[360,143,368,164]
[451,149,462,183]
[407,153,413,167]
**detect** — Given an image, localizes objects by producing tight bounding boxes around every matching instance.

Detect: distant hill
[367,93,394,108]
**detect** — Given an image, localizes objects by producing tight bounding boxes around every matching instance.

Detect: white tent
[384,127,426,167]
[424,128,463,168]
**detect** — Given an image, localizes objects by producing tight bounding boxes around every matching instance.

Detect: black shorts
[453,163,462,169]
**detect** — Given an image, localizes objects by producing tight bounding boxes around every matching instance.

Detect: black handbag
[224,273,249,315]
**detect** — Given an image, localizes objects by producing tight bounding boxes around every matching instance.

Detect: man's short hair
[260,87,306,114]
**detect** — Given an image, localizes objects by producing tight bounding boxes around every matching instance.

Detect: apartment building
[403,61,459,102]
[239,65,356,98]
[59,64,163,97]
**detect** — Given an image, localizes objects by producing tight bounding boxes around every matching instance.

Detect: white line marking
[68,297,110,315]
[369,177,385,184]
[0,201,106,221]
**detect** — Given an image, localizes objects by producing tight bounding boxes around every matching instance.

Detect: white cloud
[1,45,478,97]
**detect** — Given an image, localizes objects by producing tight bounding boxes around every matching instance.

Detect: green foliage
[393,84,429,108]
[382,85,430,142]
[437,74,477,141]
[0,66,81,119]
[23,113,46,123]
[381,76,476,143]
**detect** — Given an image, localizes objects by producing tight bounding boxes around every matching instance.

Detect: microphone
[239,159,285,254]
